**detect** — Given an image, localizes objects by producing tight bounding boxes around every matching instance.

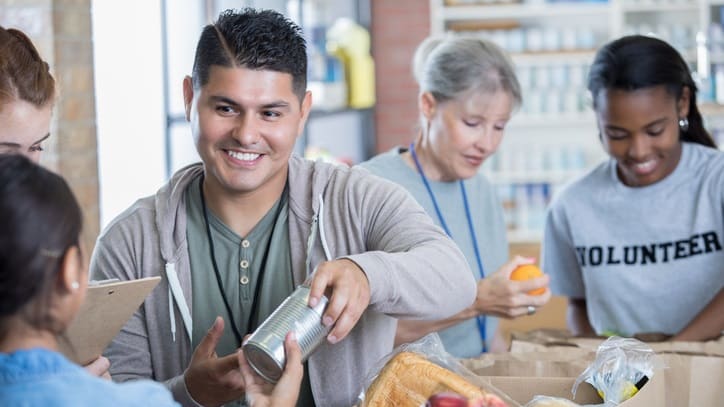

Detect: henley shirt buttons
[240,259,249,269]
[241,239,250,248]
[240,275,249,285]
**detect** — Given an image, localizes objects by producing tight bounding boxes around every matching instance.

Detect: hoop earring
[679,117,689,132]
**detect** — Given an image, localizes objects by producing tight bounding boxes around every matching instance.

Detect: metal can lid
[243,342,283,383]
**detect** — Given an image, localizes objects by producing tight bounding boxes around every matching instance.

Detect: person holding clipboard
[0,155,304,406]
[0,24,116,379]
[0,154,178,405]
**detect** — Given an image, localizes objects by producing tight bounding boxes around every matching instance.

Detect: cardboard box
[659,353,724,407]
[466,354,664,406]
[464,335,724,406]
[498,296,569,347]
[481,373,665,406]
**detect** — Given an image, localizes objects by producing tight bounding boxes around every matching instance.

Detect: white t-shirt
[542,142,724,336]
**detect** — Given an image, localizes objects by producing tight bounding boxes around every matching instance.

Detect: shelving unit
[431,0,724,242]
[299,107,375,165]
[433,2,609,22]
[289,0,376,164]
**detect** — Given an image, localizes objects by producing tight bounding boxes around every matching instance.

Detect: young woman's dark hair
[0,25,56,107]
[0,154,82,338]
[191,8,308,101]
[587,34,717,148]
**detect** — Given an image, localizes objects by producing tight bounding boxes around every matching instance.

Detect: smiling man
[90,8,475,407]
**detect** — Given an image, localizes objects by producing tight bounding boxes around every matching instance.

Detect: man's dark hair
[191,8,307,101]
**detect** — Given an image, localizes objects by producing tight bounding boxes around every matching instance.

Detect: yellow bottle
[327,18,375,109]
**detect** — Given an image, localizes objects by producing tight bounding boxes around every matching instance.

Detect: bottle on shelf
[287,0,347,111]
[327,18,376,109]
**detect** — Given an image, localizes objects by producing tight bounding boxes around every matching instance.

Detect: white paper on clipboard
[59,276,161,365]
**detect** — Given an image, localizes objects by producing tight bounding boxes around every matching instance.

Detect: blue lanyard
[409,143,488,353]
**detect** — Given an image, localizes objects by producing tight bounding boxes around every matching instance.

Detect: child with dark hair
[543,35,724,341]
[0,154,178,406]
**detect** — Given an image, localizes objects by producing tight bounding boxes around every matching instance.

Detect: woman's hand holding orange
[472,256,551,318]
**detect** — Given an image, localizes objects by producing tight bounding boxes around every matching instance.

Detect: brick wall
[0,0,100,259]
[370,0,430,153]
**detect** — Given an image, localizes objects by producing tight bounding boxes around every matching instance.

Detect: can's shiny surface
[242,285,330,383]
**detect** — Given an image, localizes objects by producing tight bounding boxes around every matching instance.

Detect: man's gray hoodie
[90,155,476,407]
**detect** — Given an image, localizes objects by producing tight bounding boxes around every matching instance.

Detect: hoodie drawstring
[168,285,176,342]
[305,194,333,281]
[165,262,193,341]
[316,193,332,261]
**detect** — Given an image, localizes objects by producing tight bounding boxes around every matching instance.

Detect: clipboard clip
[88,278,120,286]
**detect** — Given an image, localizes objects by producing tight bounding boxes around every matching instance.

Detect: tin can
[242,285,330,383]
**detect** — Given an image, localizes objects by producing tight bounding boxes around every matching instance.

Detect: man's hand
[308,258,371,344]
[83,356,111,380]
[473,256,551,318]
[239,331,303,407]
[184,317,245,406]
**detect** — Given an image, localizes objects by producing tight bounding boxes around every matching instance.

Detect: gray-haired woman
[360,36,551,356]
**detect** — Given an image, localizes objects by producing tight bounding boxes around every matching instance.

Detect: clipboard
[59,276,161,365]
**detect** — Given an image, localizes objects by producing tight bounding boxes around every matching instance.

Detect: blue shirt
[0,348,179,407]
[360,148,509,357]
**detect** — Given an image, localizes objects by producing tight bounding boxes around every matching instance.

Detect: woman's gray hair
[413,35,522,108]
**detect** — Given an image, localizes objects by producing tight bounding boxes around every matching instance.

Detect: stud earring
[679,117,689,132]
[71,281,79,290]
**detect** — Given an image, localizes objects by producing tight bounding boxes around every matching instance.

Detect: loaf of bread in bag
[362,351,486,407]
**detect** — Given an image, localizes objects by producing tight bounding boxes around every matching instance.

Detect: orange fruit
[510,264,546,296]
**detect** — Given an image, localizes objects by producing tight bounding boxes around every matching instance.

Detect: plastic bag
[524,396,582,407]
[572,336,664,406]
[356,333,516,407]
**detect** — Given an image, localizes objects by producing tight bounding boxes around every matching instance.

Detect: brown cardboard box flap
[462,352,593,378]
[658,353,724,407]
[480,376,599,405]
[510,329,724,357]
